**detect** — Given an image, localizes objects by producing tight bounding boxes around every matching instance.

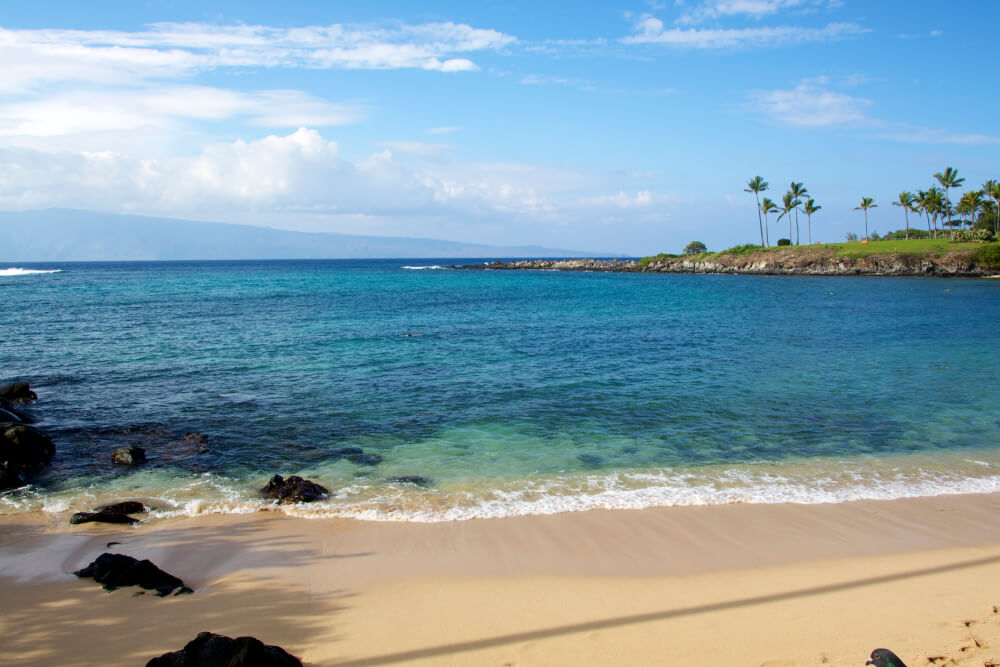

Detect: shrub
[845,232,859,241]
[777,238,791,246]
[971,243,1000,269]
[684,241,708,255]
[718,243,761,256]
[952,229,995,242]
[638,253,679,267]
[883,228,930,240]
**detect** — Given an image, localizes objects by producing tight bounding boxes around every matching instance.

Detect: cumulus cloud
[674,0,843,25]
[622,17,867,48]
[749,79,872,126]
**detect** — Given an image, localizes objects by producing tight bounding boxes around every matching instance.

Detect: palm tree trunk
[764,214,770,247]
[864,210,869,241]
[904,209,909,239]
[795,209,800,245]
[807,213,812,245]
[754,193,764,247]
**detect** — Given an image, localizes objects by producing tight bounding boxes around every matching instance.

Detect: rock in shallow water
[74,552,193,597]
[70,501,149,525]
[387,475,431,486]
[0,382,37,404]
[0,422,56,490]
[146,631,302,667]
[260,474,329,504]
[111,445,146,465]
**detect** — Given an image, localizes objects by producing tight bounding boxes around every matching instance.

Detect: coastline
[3,493,1000,666]
[455,247,1000,276]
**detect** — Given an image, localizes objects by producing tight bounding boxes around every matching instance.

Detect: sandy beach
[1,493,999,666]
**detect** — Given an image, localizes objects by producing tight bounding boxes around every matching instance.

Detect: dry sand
[2,493,1000,666]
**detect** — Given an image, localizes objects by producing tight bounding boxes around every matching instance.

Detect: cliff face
[461,248,998,277]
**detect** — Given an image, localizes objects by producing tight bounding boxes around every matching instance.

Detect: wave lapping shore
[457,247,999,276]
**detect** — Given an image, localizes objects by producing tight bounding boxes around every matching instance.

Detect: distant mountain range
[0,209,601,261]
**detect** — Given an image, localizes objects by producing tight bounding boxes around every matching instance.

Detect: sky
[1,0,997,255]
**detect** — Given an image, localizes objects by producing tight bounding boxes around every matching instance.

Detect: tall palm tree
[777,191,797,242]
[934,167,965,234]
[892,191,916,239]
[745,176,769,247]
[927,187,946,237]
[854,197,877,241]
[789,182,808,245]
[985,179,1000,237]
[803,198,821,245]
[761,197,778,247]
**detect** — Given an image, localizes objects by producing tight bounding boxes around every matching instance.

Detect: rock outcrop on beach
[456,247,1000,277]
[146,632,302,667]
[0,382,38,404]
[74,552,193,596]
[0,422,56,491]
[261,474,329,504]
[70,501,149,525]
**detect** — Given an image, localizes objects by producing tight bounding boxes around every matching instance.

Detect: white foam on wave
[401,265,447,270]
[9,461,1000,524]
[0,267,62,276]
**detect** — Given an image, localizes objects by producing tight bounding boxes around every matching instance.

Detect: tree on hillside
[854,197,877,241]
[745,176,769,247]
[684,241,708,255]
[958,190,985,228]
[777,191,797,243]
[892,191,916,239]
[803,198,821,245]
[934,167,965,234]
[984,179,1000,237]
[789,182,808,245]
[761,197,778,247]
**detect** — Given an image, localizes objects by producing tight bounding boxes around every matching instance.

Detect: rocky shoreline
[455,247,1000,277]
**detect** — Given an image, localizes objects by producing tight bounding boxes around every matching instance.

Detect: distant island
[456,239,1000,277]
[0,209,600,261]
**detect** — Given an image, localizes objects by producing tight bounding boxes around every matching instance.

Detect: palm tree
[985,179,1000,237]
[926,187,946,237]
[761,197,778,247]
[892,191,916,239]
[777,191,797,242]
[934,167,965,234]
[789,182,808,245]
[854,197,877,241]
[745,176,769,247]
[958,190,985,228]
[803,199,821,245]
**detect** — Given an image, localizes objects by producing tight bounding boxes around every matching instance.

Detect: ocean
[2,259,999,521]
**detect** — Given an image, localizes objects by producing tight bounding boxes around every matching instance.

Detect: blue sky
[1,0,997,254]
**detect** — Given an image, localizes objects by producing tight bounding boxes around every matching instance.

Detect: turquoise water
[2,260,1000,521]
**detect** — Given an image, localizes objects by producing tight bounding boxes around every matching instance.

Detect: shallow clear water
[2,259,999,521]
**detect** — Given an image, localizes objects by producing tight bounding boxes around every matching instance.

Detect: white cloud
[582,191,656,208]
[425,126,458,135]
[0,21,515,93]
[674,0,842,25]
[749,79,872,126]
[622,17,867,48]
[378,141,453,157]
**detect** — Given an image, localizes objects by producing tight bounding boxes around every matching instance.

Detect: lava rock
[260,475,329,504]
[111,445,147,465]
[0,382,37,404]
[387,475,431,486]
[0,403,32,423]
[146,632,302,667]
[70,501,149,525]
[70,512,141,525]
[0,422,56,490]
[345,453,383,466]
[74,553,193,596]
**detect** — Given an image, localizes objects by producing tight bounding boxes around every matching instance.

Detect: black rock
[387,475,431,486]
[867,648,907,667]
[0,422,56,490]
[111,445,147,465]
[74,553,193,597]
[261,475,329,504]
[71,512,141,525]
[96,500,149,515]
[70,501,149,525]
[0,404,32,423]
[146,631,302,667]
[345,453,383,466]
[0,382,37,404]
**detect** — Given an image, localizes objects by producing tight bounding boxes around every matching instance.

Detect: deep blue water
[2,260,999,521]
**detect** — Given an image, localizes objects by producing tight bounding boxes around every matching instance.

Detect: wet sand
[2,493,1000,666]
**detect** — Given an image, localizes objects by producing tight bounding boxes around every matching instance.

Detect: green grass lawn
[821,238,983,258]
